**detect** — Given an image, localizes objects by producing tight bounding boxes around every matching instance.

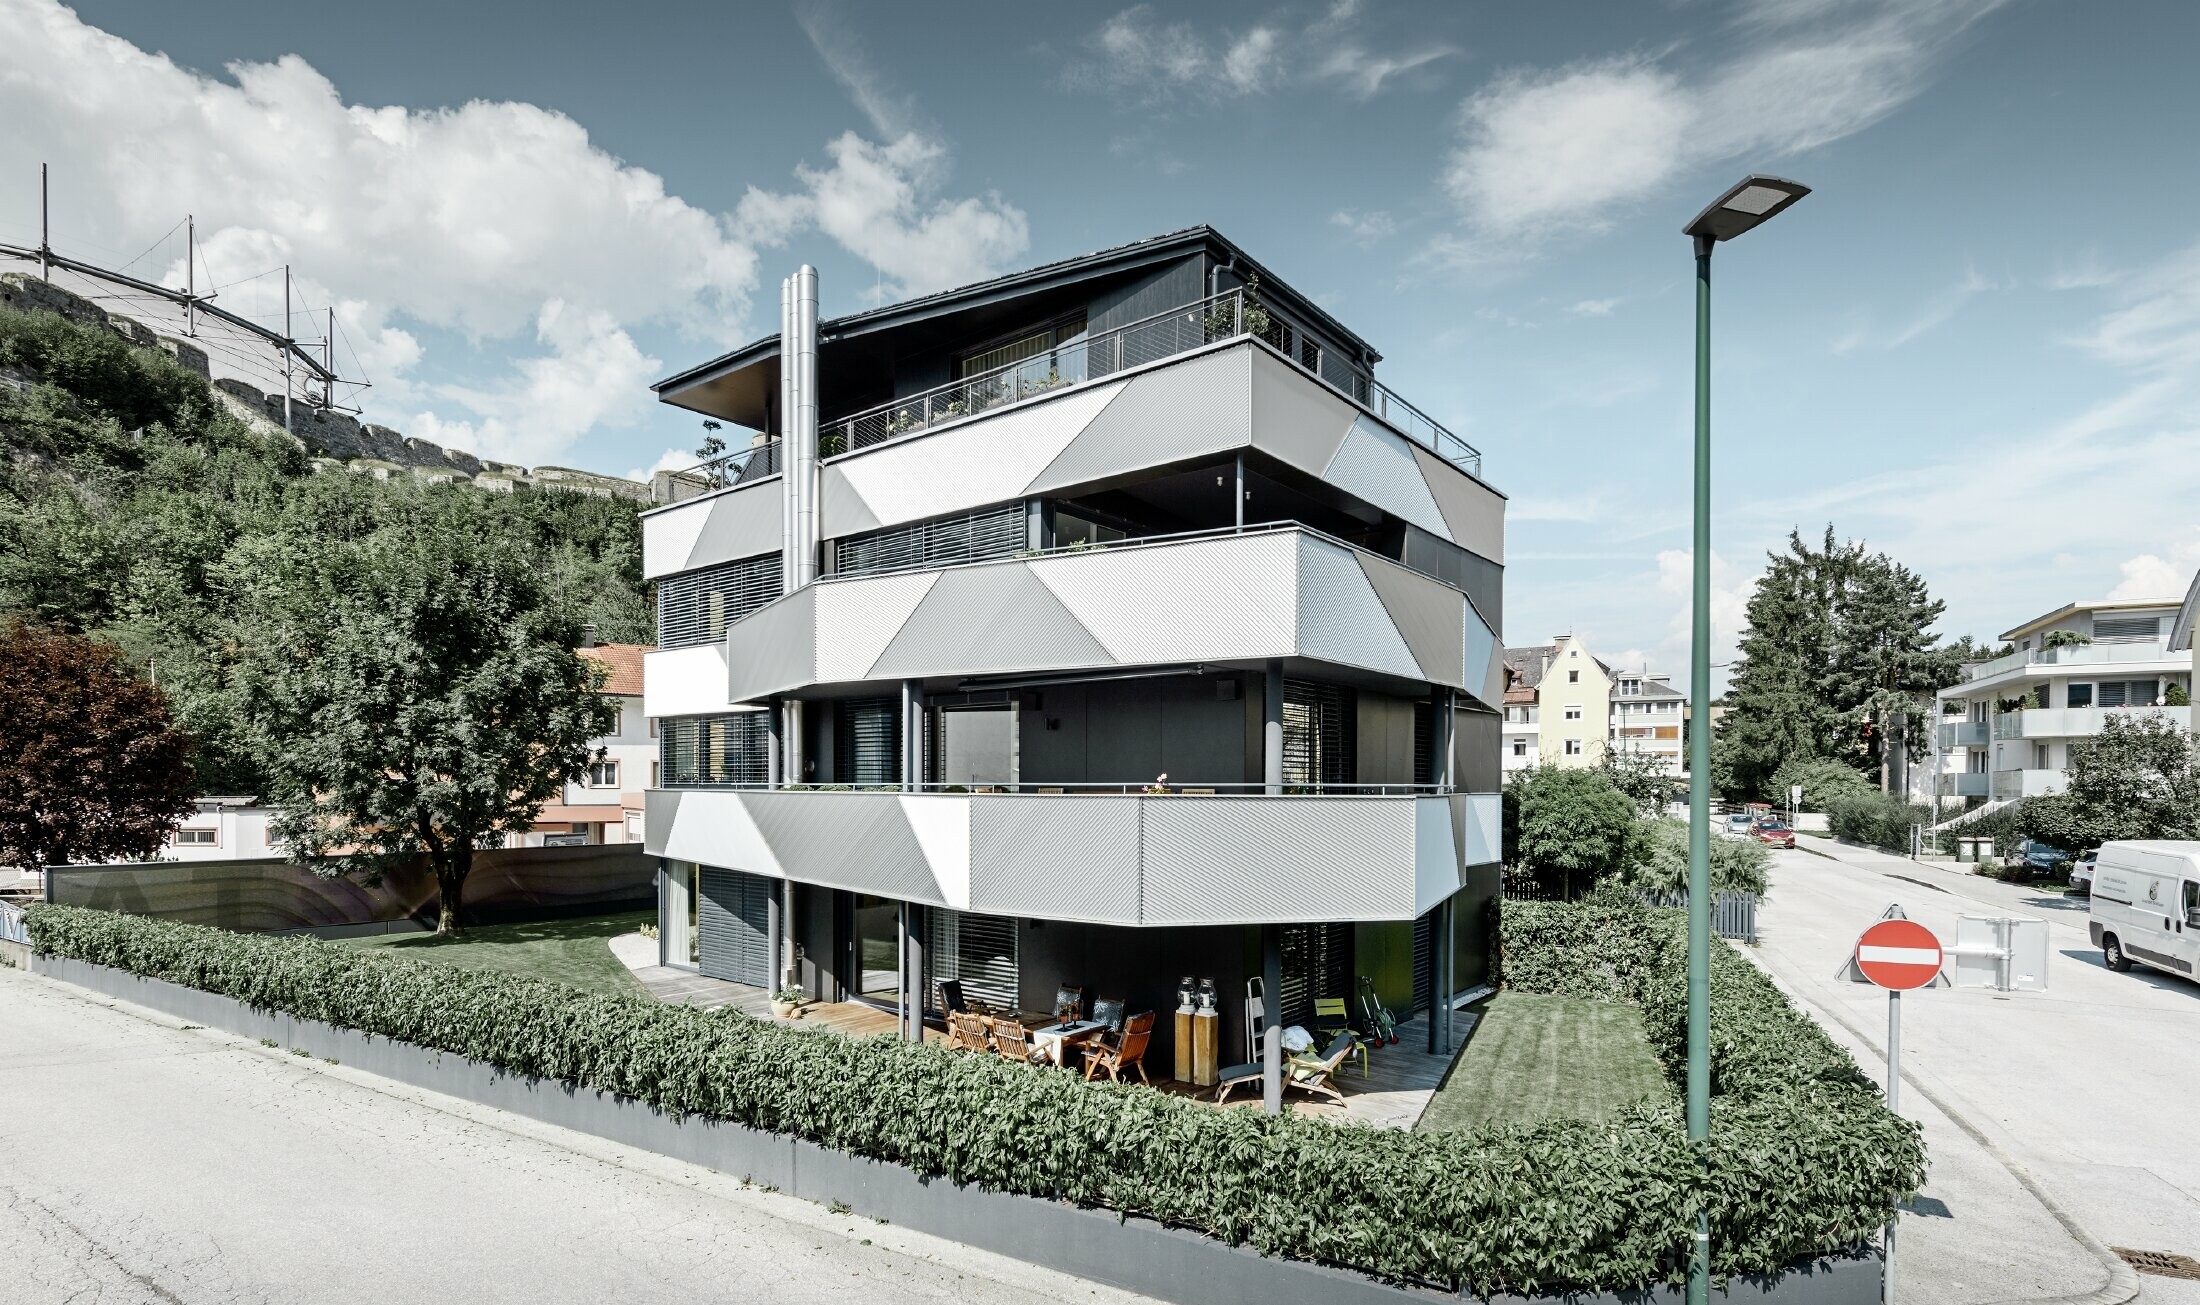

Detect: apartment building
[639,229,1507,1086]
[515,643,655,847]
[162,796,279,860]
[1608,671,1685,775]
[1936,597,2192,806]
[1500,675,1538,773]
[1502,639,1684,775]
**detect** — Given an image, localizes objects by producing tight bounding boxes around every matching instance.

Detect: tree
[1626,818,1769,895]
[1831,554,1959,793]
[2051,712,2200,846]
[0,621,196,869]
[1769,756,1874,813]
[1503,764,1647,898]
[227,487,617,933]
[1598,748,1680,813]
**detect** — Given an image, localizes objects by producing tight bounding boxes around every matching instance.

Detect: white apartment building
[1608,672,1686,775]
[1936,597,2191,806]
[515,642,655,846]
[1501,640,1684,776]
[162,796,280,860]
[1501,676,1538,773]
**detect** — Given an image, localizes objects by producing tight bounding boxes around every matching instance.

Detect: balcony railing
[1963,639,2178,681]
[671,289,1482,490]
[1939,720,1989,748]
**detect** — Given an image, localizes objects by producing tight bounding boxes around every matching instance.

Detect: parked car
[1722,813,1756,839]
[2070,851,2098,897]
[1754,823,1797,850]
[2089,841,2200,980]
[2002,838,2073,879]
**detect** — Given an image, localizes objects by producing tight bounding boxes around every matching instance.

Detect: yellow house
[1509,635,1614,768]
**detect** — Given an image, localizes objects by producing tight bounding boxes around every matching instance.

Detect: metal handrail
[663,781,1458,797]
[671,286,1483,487]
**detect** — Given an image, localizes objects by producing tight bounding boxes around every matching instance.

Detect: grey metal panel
[1412,443,1506,564]
[1293,535,1422,683]
[967,797,1141,924]
[1026,346,1251,496]
[813,570,940,684]
[1322,416,1453,542]
[1086,255,1206,337]
[869,561,1112,679]
[1247,350,1354,478]
[724,585,818,702]
[1353,550,1465,688]
[741,791,946,905]
[698,867,771,985]
[817,464,883,536]
[1464,604,1503,711]
[643,788,684,857]
[1140,798,1417,925]
[686,482,784,574]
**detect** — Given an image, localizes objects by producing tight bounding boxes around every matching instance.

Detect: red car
[1753,823,1797,850]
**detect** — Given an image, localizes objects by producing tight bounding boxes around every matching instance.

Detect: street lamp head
[1684,174,1810,243]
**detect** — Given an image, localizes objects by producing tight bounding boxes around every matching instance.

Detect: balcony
[716,524,1504,708]
[1993,705,2189,740]
[644,787,1502,926]
[1992,768,2067,801]
[1938,773,1991,798]
[1962,639,2181,683]
[1939,720,1990,748]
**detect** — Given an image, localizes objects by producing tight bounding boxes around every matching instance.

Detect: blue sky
[6,0,2199,676]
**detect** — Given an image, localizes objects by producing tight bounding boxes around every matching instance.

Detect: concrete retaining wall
[31,954,1880,1305]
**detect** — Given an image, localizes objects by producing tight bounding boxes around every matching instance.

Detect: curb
[1736,940,2138,1305]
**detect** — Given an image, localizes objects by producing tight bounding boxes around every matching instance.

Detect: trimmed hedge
[27,902,1918,1294]
[1826,791,1928,853]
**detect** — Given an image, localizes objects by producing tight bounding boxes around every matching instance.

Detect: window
[172,828,217,846]
[1564,704,1583,721]
[1564,740,1584,756]
[1511,740,1527,757]
[2094,615,2160,643]
[657,553,782,649]
[2066,683,2093,708]
[1568,669,1581,683]
[834,502,1026,576]
[586,759,619,788]
[660,713,771,787]
[2097,680,2155,708]
[834,697,902,786]
[1282,679,1356,790]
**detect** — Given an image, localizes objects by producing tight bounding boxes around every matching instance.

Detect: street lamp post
[1680,174,1810,1305]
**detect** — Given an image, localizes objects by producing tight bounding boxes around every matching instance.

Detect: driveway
[0,963,1158,1305]
[1753,840,2200,1304]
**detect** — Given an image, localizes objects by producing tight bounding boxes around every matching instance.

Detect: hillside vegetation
[0,302,652,796]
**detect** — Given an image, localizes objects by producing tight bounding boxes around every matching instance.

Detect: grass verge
[334,910,650,999]
[1418,991,1668,1133]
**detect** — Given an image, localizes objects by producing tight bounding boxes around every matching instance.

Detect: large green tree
[0,621,197,869]
[226,486,617,932]
[1503,764,1647,898]
[2018,712,2200,849]
[1716,527,1963,801]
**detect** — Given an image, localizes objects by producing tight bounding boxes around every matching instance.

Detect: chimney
[578,623,598,649]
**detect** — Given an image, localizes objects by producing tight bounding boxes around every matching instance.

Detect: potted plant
[770,986,804,1019]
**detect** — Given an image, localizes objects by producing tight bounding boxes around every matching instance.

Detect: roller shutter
[698,867,773,986]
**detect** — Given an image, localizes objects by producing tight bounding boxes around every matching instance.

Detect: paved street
[1753,840,2200,1304]
[0,964,1156,1305]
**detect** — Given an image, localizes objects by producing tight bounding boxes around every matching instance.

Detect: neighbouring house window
[1564,740,1584,756]
[586,760,619,788]
[2093,615,2160,642]
[172,828,217,846]
[2066,683,2094,708]
[2097,680,2154,708]
[2034,744,2048,769]
[1512,740,1527,757]
[1568,669,1580,683]
[1564,704,1583,721]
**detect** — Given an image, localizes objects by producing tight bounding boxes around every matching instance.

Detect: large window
[2093,615,2160,643]
[659,713,770,787]
[925,909,1019,1012]
[657,553,782,649]
[2066,683,2094,708]
[833,503,1026,577]
[834,698,902,786]
[1283,679,1355,790]
[957,315,1088,380]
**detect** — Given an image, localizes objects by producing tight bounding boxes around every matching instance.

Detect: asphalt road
[0,963,1158,1305]
[1753,840,2200,1304]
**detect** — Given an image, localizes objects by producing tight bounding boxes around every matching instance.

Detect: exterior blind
[2092,615,2160,643]
[657,553,783,650]
[834,697,901,786]
[1283,679,1356,792]
[660,713,770,787]
[1411,911,1433,1013]
[1277,922,1352,1032]
[925,909,1019,1012]
[834,502,1027,577]
[698,867,773,986]
[1412,701,1434,787]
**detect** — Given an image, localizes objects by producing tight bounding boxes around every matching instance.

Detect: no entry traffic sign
[1854,919,1945,991]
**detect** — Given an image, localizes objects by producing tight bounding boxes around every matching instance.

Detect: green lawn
[1416,991,1669,1133]
[333,910,652,1000]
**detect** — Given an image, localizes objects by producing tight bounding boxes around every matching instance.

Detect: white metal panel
[1413,797,1461,917]
[1027,347,1250,495]
[1458,792,1503,867]
[1464,604,1502,711]
[1293,535,1422,682]
[646,788,784,875]
[724,586,819,702]
[967,796,1142,925]
[642,494,711,581]
[1033,532,1297,666]
[1140,797,1417,925]
[689,482,785,575]
[813,571,939,683]
[901,796,973,911]
[868,562,1112,679]
[827,381,1122,534]
[1322,416,1454,542]
[644,645,735,718]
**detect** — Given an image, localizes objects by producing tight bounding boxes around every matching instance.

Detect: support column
[1025,498,1045,551]
[1432,688,1455,791]
[766,696,783,788]
[785,700,806,785]
[1263,660,1284,795]
[900,903,925,1041]
[764,881,783,998]
[1442,897,1457,1055]
[1233,452,1246,530]
[902,680,925,793]
[1426,904,1442,1055]
[1261,923,1283,1114]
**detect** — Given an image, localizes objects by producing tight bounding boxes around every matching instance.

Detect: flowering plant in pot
[770,986,804,1019]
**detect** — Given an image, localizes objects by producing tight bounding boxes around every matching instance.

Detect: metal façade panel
[642,493,712,581]
[737,790,948,906]
[1412,442,1506,564]
[1032,530,1297,667]
[967,796,1142,925]
[1321,415,1455,544]
[1139,797,1419,925]
[812,570,939,684]
[723,585,818,702]
[1292,535,1422,684]
[1247,348,1356,477]
[1025,346,1252,496]
[644,480,782,580]
[868,562,1112,680]
[1351,549,1465,689]
[824,381,1122,536]
[645,645,735,718]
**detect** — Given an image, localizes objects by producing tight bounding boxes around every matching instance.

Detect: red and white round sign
[1854,919,1944,990]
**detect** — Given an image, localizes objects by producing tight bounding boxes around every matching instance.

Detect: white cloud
[1440,0,2001,250]
[1510,491,1610,523]
[412,302,659,464]
[1831,266,1999,354]
[1317,43,1459,100]
[1568,298,1620,317]
[1329,209,1397,246]
[1222,28,1283,93]
[2107,531,2200,602]
[1653,547,1754,685]
[1064,4,1452,104]
[625,445,706,486]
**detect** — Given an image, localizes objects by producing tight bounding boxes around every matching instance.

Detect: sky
[4,0,2199,680]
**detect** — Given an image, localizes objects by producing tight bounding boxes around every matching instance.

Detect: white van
[2088,841,2200,982]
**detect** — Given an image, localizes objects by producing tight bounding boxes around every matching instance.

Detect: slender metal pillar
[791,265,820,588]
[1886,990,1902,1303]
[1261,924,1283,1113]
[1686,232,1716,1305]
[1233,452,1246,530]
[899,903,925,1041]
[39,163,50,281]
[785,700,806,785]
[1442,898,1457,1054]
[765,883,783,998]
[185,214,195,336]
[282,266,294,433]
[1026,498,1045,551]
[1427,905,1441,1054]
[902,680,924,792]
[766,697,783,788]
[1263,660,1285,795]
[1432,688,1455,792]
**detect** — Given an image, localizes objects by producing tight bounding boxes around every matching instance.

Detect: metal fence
[1501,880,1759,944]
